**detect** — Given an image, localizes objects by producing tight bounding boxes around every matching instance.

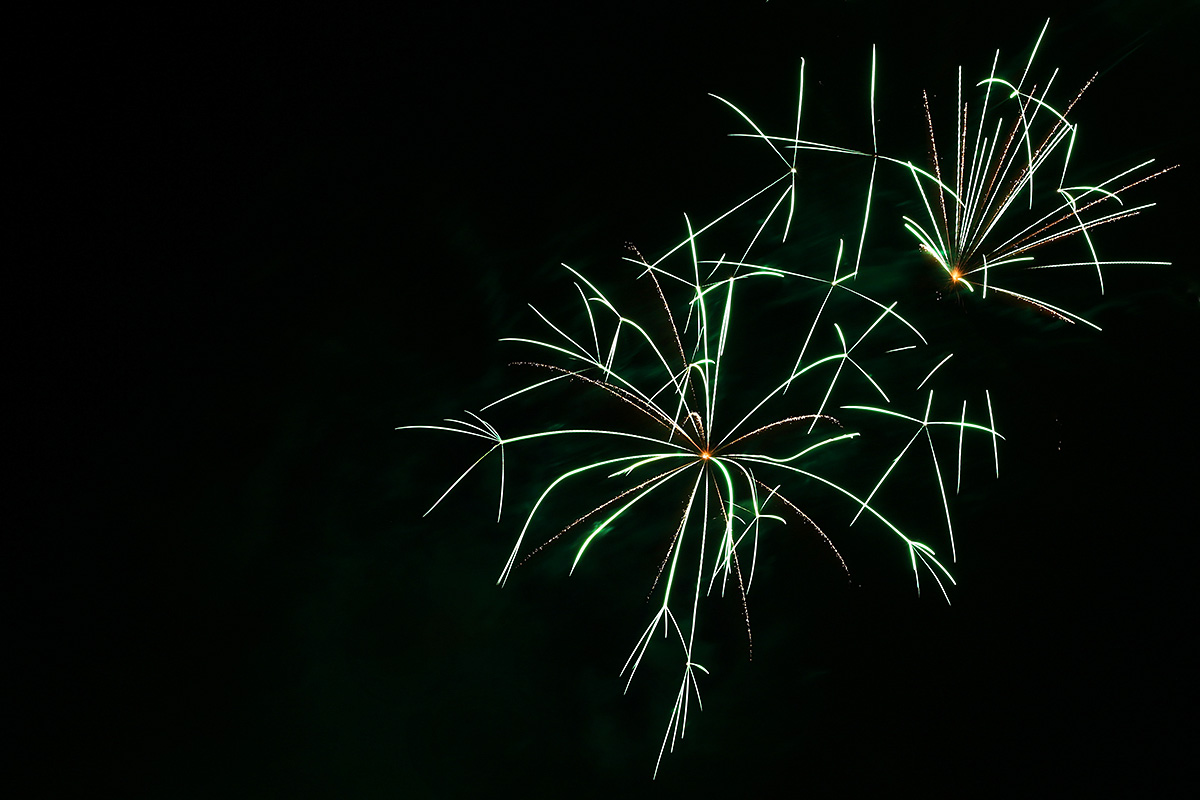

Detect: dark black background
[13,0,1198,795]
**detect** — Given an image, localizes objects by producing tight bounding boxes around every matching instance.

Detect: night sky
[14,1,1198,796]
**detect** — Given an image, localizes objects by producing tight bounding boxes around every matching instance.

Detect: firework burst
[402,214,1000,774]
[716,20,1175,328]
[900,20,1176,327]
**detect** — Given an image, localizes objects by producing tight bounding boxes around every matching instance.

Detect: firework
[400,19,1171,776]
[402,217,1000,775]
[716,20,1175,328]
[899,20,1177,328]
